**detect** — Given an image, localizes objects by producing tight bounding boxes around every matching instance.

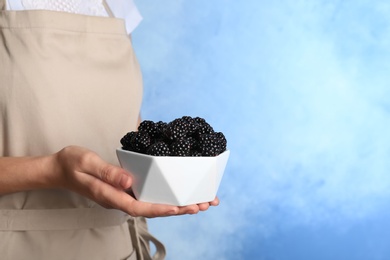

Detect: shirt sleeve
[6,0,24,10]
[106,0,143,34]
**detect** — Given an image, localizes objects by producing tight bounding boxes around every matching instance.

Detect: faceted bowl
[116,148,230,206]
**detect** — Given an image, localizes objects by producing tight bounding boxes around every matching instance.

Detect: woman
[0,1,219,259]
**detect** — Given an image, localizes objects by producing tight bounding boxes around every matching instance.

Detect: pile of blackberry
[120,116,227,157]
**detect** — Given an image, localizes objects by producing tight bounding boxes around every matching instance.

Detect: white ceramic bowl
[116,148,230,206]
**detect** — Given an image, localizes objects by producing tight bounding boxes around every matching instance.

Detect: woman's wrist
[0,154,58,194]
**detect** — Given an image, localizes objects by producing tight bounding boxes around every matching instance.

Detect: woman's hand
[51,145,219,218]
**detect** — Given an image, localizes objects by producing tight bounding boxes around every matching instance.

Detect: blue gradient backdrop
[132,1,390,259]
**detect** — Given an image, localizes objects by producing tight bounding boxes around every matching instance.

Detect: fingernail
[120,175,131,189]
[166,208,178,215]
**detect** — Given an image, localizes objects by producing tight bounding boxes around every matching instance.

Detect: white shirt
[5,0,142,34]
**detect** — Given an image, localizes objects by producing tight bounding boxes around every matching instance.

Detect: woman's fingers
[59,146,132,190]
[86,176,217,218]
[87,179,219,217]
[91,176,220,217]
[125,199,181,218]
[209,197,220,206]
[78,150,132,190]
[97,164,132,189]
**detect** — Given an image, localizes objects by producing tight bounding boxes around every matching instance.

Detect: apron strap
[0,208,128,231]
[128,217,167,260]
[0,0,5,11]
[102,0,115,18]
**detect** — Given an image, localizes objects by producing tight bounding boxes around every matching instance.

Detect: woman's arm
[0,145,219,217]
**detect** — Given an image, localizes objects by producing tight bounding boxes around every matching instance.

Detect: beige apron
[0,1,165,259]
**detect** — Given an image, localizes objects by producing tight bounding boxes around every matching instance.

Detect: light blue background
[133,1,390,259]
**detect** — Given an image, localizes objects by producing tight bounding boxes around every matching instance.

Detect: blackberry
[164,118,189,141]
[138,120,159,139]
[193,117,214,138]
[190,150,203,157]
[187,136,197,150]
[120,131,137,151]
[147,142,170,156]
[215,132,227,153]
[180,116,198,136]
[132,131,151,153]
[198,133,223,156]
[170,138,191,156]
[181,116,193,121]
[154,121,168,141]
[193,117,206,124]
